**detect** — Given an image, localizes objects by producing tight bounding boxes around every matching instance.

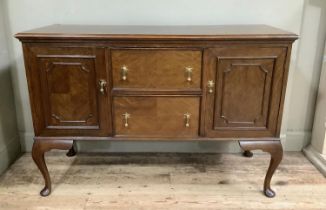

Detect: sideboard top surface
[15,24,298,41]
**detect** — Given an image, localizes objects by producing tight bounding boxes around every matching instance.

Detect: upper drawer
[111,49,202,89]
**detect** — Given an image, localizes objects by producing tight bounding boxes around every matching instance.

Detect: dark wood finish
[239,140,283,198]
[16,25,297,197]
[15,24,298,41]
[113,96,200,137]
[39,54,99,128]
[112,88,202,96]
[111,49,202,89]
[23,46,112,137]
[32,139,73,196]
[204,46,287,138]
[34,136,281,141]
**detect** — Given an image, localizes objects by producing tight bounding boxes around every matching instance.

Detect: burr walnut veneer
[15,24,297,197]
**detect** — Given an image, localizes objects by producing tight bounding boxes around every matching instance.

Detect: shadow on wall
[310,0,326,118]
[8,54,30,150]
[0,62,21,174]
[310,0,326,74]
[286,0,326,149]
[309,0,326,153]
[302,0,326,133]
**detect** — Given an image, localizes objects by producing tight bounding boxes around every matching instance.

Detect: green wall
[0,1,21,175]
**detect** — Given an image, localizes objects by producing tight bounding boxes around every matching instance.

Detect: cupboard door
[203,46,287,138]
[25,46,111,136]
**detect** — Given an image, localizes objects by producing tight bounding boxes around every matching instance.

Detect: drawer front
[111,49,202,89]
[113,96,200,137]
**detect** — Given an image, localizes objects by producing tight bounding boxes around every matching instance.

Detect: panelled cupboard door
[24,46,112,136]
[203,46,287,138]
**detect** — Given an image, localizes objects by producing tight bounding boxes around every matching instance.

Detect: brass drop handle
[185,67,193,82]
[184,113,191,128]
[122,112,130,127]
[121,65,128,81]
[207,80,215,94]
[98,80,107,94]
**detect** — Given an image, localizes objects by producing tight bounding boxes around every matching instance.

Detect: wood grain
[15,24,298,41]
[32,139,73,196]
[239,140,283,197]
[203,46,287,138]
[113,96,200,137]
[0,152,325,210]
[23,46,112,136]
[111,49,202,89]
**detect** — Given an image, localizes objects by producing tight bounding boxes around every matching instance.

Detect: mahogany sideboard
[15,24,298,197]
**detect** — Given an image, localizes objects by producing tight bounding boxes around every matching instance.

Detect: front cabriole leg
[239,140,283,198]
[32,138,73,196]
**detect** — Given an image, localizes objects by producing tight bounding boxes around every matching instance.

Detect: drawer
[113,96,200,137]
[111,49,202,89]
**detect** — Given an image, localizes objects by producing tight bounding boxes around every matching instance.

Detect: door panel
[39,57,99,128]
[26,46,111,136]
[214,58,273,129]
[204,46,287,138]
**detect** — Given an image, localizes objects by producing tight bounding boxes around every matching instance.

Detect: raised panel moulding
[220,63,269,125]
[215,57,276,130]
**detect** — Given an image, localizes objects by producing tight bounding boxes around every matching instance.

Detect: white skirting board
[303,145,326,176]
[281,131,311,151]
[0,136,21,175]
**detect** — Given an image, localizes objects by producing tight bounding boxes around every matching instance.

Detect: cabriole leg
[32,138,73,196]
[239,140,283,198]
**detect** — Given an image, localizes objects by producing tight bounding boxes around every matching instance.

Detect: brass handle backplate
[207,80,215,94]
[121,65,128,81]
[184,113,191,128]
[122,112,130,127]
[185,67,193,82]
[98,80,107,94]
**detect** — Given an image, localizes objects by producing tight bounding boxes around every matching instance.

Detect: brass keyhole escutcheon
[207,80,215,94]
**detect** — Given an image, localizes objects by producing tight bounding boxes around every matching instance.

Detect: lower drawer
[113,96,200,137]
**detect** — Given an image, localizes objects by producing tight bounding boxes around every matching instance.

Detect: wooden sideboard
[15,25,298,197]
